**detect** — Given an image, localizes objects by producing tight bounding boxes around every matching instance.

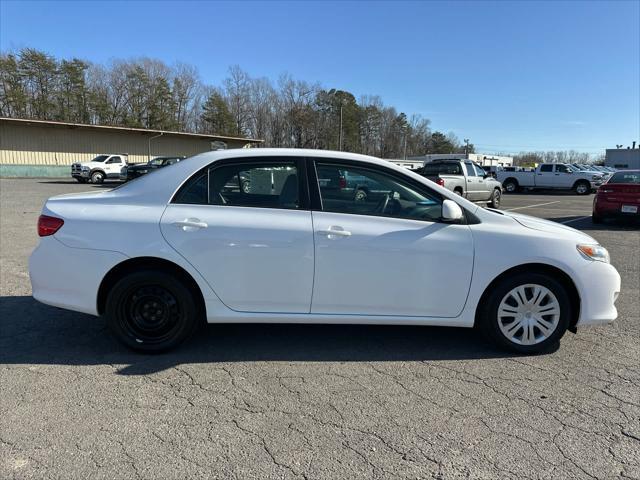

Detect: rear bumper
[29,236,127,316]
[593,197,640,219]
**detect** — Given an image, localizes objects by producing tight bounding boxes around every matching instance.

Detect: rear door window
[174,160,301,210]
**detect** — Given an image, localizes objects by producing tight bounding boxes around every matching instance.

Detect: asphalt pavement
[1,179,639,480]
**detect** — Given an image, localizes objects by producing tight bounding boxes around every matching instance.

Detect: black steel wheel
[106,270,201,352]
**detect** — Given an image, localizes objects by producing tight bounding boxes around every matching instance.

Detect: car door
[310,160,474,318]
[160,157,315,313]
[553,164,574,188]
[472,163,492,201]
[464,162,485,201]
[536,164,555,187]
[105,156,122,177]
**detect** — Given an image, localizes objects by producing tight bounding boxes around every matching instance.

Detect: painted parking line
[504,201,560,211]
[558,216,592,225]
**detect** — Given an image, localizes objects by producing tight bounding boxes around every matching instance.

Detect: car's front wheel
[105,270,201,352]
[478,273,571,354]
[91,171,105,184]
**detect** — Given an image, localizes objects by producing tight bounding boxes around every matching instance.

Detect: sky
[1,0,639,155]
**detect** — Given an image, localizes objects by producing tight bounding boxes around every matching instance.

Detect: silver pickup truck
[415,159,503,208]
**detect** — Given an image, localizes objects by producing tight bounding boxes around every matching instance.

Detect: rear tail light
[338,176,347,189]
[436,178,445,187]
[38,215,64,237]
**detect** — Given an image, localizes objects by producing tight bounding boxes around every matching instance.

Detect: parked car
[572,163,612,181]
[497,163,604,195]
[30,149,620,354]
[592,170,640,223]
[120,156,186,181]
[415,159,503,208]
[71,154,128,184]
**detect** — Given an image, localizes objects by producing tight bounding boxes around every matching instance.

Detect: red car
[592,170,640,223]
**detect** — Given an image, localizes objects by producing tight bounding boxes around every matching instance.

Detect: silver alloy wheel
[497,284,561,345]
[576,183,588,194]
[505,182,516,193]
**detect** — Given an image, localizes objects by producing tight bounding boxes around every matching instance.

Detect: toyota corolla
[29,149,621,354]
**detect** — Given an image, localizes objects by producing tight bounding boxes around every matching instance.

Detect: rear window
[609,172,640,184]
[421,162,463,175]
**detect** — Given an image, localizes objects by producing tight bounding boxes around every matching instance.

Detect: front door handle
[173,218,208,231]
[317,226,351,238]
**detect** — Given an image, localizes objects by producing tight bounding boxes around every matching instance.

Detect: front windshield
[91,155,109,162]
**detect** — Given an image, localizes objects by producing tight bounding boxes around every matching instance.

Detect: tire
[241,180,251,194]
[503,179,518,194]
[354,188,368,201]
[574,181,590,195]
[454,188,464,196]
[489,188,501,208]
[477,272,571,354]
[91,171,105,184]
[105,270,201,353]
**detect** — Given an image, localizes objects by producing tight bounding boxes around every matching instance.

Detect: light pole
[338,105,343,151]
[464,138,470,156]
[403,127,408,160]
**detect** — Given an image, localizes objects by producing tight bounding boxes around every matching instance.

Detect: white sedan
[30,149,621,354]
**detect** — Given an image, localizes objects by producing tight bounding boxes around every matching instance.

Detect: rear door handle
[317,227,351,238]
[173,218,208,231]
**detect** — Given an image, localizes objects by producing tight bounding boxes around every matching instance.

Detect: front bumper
[574,260,620,327]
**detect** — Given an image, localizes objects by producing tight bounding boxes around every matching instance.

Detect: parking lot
[1,179,639,480]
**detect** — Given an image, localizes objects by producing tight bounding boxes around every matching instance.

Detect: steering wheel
[375,191,392,214]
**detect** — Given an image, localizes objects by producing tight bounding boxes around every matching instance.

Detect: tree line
[0,48,474,158]
[512,150,602,166]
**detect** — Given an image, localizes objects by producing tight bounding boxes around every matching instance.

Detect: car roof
[107,148,482,213]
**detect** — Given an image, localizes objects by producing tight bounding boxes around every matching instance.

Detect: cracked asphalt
[1,179,639,479]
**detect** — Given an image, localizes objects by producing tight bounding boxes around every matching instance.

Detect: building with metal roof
[0,117,262,175]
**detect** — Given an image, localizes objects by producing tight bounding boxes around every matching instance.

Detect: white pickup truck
[497,163,605,195]
[71,154,128,184]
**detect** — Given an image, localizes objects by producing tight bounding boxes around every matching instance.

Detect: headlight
[577,244,610,263]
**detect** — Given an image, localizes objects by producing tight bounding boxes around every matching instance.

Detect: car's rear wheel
[91,171,105,184]
[478,273,570,354]
[489,188,501,208]
[105,270,201,352]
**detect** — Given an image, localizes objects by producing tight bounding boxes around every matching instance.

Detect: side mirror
[442,199,463,222]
